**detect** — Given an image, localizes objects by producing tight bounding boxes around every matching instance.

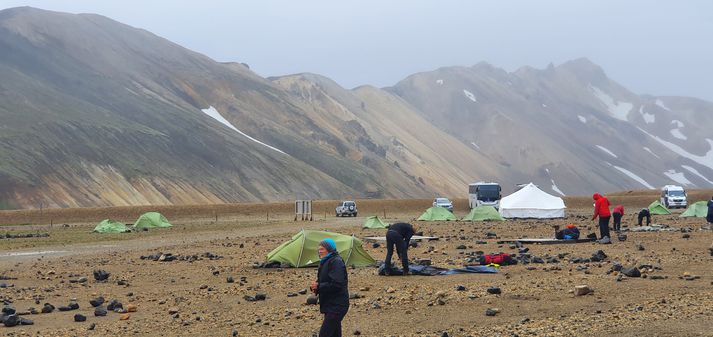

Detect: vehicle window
[668,191,684,197]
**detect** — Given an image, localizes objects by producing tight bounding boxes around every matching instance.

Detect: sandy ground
[1,194,713,337]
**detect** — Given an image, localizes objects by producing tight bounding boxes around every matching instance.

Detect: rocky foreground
[1,208,712,337]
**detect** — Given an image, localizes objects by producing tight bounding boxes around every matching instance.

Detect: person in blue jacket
[310,238,349,337]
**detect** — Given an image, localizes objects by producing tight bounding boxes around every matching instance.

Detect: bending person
[384,222,414,276]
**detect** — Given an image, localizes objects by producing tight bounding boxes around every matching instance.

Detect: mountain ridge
[1,7,711,209]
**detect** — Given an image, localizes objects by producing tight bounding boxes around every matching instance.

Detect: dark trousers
[612,213,622,231]
[598,216,611,239]
[319,312,346,337]
[384,230,409,273]
[638,213,651,226]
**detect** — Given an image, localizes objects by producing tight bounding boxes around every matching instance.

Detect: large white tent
[499,183,566,218]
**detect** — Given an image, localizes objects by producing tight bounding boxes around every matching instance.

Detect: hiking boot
[598,236,611,244]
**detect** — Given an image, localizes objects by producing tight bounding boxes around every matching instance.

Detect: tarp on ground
[266,230,375,267]
[417,207,457,221]
[93,219,130,233]
[680,201,708,217]
[362,215,388,229]
[462,206,505,221]
[499,183,566,218]
[648,200,671,215]
[133,212,173,229]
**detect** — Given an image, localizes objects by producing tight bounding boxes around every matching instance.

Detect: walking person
[384,222,414,275]
[592,193,611,244]
[612,204,624,232]
[310,239,349,337]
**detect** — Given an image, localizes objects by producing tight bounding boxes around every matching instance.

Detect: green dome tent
[417,207,457,221]
[93,219,130,233]
[363,215,388,229]
[680,201,708,217]
[462,206,505,221]
[133,212,173,230]
[267,230,375,267]
[648,200,671,215]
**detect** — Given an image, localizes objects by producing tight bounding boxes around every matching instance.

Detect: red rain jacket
[612,205,624,215]
[592,193,611,218]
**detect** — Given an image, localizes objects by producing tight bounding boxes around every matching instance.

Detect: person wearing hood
[310,238,349,337]
[592,193,612,244]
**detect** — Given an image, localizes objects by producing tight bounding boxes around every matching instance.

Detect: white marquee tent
[499,183,566,218]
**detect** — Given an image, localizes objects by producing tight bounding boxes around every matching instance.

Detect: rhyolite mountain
[1,7,711,209]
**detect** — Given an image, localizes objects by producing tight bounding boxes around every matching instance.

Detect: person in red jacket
[612,204,624,232]
[592,193,612,244]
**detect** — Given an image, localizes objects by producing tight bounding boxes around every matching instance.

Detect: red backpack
[479,253,516,265]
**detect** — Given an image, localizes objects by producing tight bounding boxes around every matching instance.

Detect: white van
[660,185,687,209]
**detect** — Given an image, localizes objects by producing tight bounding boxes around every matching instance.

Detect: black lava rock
[226,276,234,283]
[94,307,107,317]
[74,314,87,322]
[254,293,267,301]
[93,270,110,281]
[2,306,16,315]
[106,299,122,311]
[41,303,55,313]
[622,267,641,278]
[591,250,607,262]
[487,287,502,295]
[3,314,20,327]
[306,295,318,305]
[456,285,466,291]
[485,309,498,316]
[89,297,105,307]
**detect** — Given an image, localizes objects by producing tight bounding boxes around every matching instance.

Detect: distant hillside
[0,7,711,209]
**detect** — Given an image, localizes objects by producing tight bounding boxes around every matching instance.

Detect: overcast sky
[2,0,712,100]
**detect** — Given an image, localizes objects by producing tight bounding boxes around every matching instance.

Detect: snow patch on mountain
[669,120,687,140]
[436,79,444,85]
[643,147,660,159]
[589,85,633,121]
[656,99,671,111]
[463,89,477,102]
[596,145,618,158]
[638,127,713,171]
[612,165,654,189]
[551,179,565,196]
[639,106,655,124]
[663,169,691,186]
[470,142,480,149]
[201,106,287,155]
[578,115,587,123]
[681,165,713,185]
[670,128,687,140]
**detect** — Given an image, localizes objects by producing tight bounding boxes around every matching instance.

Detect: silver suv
[433,197,454,212]
[336,201,358,217]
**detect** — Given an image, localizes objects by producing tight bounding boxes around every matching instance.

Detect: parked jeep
[336,201,358,217]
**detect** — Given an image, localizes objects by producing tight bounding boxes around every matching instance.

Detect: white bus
[468,182,502,209]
